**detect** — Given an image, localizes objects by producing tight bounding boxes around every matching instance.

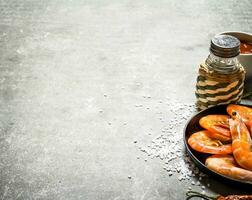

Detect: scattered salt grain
[136,100,210,184]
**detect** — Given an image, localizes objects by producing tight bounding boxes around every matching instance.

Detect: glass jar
[195,35,245,110]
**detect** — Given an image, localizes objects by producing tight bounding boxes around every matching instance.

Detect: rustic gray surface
[0,1,251,199]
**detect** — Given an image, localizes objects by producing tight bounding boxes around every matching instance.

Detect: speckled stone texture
[0,1,251,199]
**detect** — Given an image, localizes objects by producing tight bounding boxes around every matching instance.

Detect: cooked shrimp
[205,154,252,183]
[188,130,232,154]
[229,118,252,171]
[227,104,252,132]
[199,115,231,142]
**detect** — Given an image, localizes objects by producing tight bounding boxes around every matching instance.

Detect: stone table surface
[0,1,251,199]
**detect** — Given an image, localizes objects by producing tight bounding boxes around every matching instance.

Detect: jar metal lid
[210,35,240,58]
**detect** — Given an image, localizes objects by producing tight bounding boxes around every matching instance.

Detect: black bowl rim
[183,104,252,186]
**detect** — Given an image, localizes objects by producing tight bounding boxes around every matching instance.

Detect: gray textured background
[0,0,251,199]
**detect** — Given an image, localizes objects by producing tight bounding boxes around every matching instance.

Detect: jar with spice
[195,35,245,110]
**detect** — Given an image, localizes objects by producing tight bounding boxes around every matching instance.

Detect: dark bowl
[183,104,252,187]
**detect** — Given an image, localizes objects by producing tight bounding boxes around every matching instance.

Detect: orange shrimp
[227,104,252,133]
[229,118,252,171]
[199,115,231,142]
[205,154,252,183]
[188,130,232,154]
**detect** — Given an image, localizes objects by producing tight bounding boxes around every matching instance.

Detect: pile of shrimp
[188,104,252,183]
